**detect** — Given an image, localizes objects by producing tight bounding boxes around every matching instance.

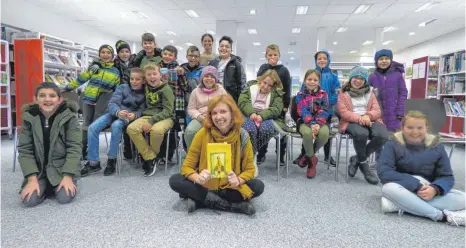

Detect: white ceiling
[17,0,466,66]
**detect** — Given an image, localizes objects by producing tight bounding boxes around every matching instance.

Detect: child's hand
[175,66,185,75]
[118,110,128,119]
[127,113,136,121]
[20,176,40,201]
[417,185,436,201]
[249,113,257,121]
[89,64,100,74]
[196,114,205,122]
[142,123,153,133]
[256,115,263,124]
[57,176,77,197]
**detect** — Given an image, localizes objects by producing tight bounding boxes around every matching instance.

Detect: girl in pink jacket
[185,66,227,149]
[337,66,388,185]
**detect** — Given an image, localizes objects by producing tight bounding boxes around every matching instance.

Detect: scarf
[377,67,389,74]
[347,84,370,97]
[201,87,216,94]
[209,127,254,200]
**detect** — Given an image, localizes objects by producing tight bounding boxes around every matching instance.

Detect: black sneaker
[324,156,337,167]
[280,152,286,166]
[187,198,197,213]
[257,154,266,164]
[81,161,102,177]
[103,158,116,176]
[144,159,157,177]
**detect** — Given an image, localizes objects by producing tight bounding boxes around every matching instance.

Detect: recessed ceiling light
[361,52,368,56]
[362,40,373,45]
[333,41,338,45]
[175,46,183,50]
[350,50,358,54]
[382,40,394,45]
[121,12,128,18]
[290,57,295,60]
[166,31,177,36]
[354,4,371,14]
[248,29,257,35]
[409,32,416,35]
[169,40,174,44]
[419,19,437,27]
[185,42,194,46]
[383,26,397,32]
[132,11,149,19]
[292,28,301,34]
[184,10,199,18]
[337,27,348,32]
[296,6,308,15]
[288,51,294,54]
[262,51,266,54]
[249,9,256,15]
[206,30,216,35]
[253,42,261,46]
[414,2,438,12]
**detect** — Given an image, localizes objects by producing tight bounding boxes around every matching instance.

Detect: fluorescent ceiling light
[185,42,194,46]
[292,28,301,33]
[184,10,199,18]
[419,19,437,27]
[354,4,371,14]
[166,31,177,36]
[362,40,373,45]
[132,11,149,19]
[249,9,256,15]
[296,6,308,15]
[248,29,257,34]
[290,57,295,60]
[333,41,338,45]
[253,42,261,46]
[409,32,416,35]
[382,40,394,45]
[169,40,174,44]
[206,30,216,35]
[175,46,183,50]
[414,2,438,12]
[121,12,128,18]
[337,27,348,32]
[350,50,358,54]
[383,26,397,32]
[288,51,294,54]
[361,52,368,56]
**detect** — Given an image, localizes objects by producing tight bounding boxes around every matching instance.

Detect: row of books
[443,98,465,117]
[44,54,81,67]
[439,75,465,94]
[441,51,465,74]
[1,72,7,85]
[45,73,75,86]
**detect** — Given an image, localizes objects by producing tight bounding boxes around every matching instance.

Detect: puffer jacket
[18,101,82,188]
[315,49,341,115]
[295,84,329,127]
[208,54,247,102]
[108,84,146,118]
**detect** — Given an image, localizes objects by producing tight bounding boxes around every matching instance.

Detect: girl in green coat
[18,82,82,207]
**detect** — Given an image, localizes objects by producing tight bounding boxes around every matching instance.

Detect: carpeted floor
[1,135,465,248]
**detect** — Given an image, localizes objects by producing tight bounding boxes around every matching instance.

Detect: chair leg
[327,137,333,170]
[449,144,456,159]
[165,129,171,176]
[276,134,281,182]
[335,135,343,182]
[104,132,109,150]
[13,127,18,172]
[286,135,290,178]
[345,138,350,183]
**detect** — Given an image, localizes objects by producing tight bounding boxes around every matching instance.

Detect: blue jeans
[382,176,465,221]
[88,113,127,162]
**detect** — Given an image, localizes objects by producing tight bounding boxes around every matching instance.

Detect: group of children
[15,32,465,227]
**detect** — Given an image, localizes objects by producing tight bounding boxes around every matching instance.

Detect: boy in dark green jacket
[18,82,82,207]
[127,63,174,177]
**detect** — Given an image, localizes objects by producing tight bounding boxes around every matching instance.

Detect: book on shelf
[1,72,7,85]
[206,143,232,179]
[44,73,54,83]
[58,55,69,65]
[48,54,64,65]
[54,75,69,86]
[443,98,465,116]
[439,75,465,94]
[442,51,465,74]
[428,62,439,77]
[427,80,438,95]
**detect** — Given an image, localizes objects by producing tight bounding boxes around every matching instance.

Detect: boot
[297,155,308,168]
[359,160,379,185]
[123,133,133,159]
[306,155,318,179]
[348,155,359,177]
[81,161,101,177]
[187,198,197,213]
[103,158,116,176]
[257,152,266,164]
[324,156,336,167]
[81,145,88,161]
[203,192,255,215]
[279,150,286,166]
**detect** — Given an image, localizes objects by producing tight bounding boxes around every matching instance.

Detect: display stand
[410,56,439,99]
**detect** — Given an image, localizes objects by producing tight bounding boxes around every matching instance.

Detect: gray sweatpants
[21,177,77,207]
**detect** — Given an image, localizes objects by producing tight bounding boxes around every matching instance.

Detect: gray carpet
[1,135,465,248]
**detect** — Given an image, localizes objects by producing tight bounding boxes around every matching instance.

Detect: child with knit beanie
[184,66,227,149]
[65,44,120,159]
[337,66,388,185]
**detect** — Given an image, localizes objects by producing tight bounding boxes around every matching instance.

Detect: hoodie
[143,82,175,124]
[368,61,408,131]
[257,63,291,111]
[314,49,341,115]
[208,54,247,102]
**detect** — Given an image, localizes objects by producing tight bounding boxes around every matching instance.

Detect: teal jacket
[18,101,82,187]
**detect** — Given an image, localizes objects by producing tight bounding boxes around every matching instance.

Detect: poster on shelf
[413,64,419,79]
[418,62,426,79]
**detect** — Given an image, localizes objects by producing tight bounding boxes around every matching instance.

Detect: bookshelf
[437,50,465,138]
[0,40,13,137]
[410,56,439,99]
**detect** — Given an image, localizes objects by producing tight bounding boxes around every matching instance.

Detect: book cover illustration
[206,143,232,178]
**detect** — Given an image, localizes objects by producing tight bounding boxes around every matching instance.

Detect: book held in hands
[206,143,232,178]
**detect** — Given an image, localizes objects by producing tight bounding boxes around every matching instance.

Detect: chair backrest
[62,91,79,105]
[93,92,114,122]
[404,99,446,134]
[290,96,299,123]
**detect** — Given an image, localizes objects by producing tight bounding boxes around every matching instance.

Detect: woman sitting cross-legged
[184,66,227,149]
[238,69,284,168]
[295,69,330,179]
[377,110,465,226]
[169,95,264,215]
[337,66,388,185]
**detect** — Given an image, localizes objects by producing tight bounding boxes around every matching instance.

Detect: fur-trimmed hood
[390,131,441,148]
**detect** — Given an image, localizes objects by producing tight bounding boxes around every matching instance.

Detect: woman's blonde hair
[401,110,431,131]
[257,69,283,89]
[204,95,244,130]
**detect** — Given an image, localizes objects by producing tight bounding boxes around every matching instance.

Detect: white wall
[1,0,120,49]
[395,29,466,65]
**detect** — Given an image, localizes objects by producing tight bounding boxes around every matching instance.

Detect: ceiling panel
[325,5,360,14]
[320,14,350,21]
[307,5,329,15]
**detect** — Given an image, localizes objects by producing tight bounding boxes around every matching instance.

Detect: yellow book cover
[206,143,232,178]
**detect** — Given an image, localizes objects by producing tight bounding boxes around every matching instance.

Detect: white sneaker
[253,155,259,178]
[444,210,465,226]
[381,197,400,214]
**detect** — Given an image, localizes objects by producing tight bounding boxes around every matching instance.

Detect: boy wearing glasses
[181,46,204,107]
[208,36,246,102]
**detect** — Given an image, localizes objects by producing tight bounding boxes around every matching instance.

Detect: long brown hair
[257,69,283,89]
[204,95,244,130]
